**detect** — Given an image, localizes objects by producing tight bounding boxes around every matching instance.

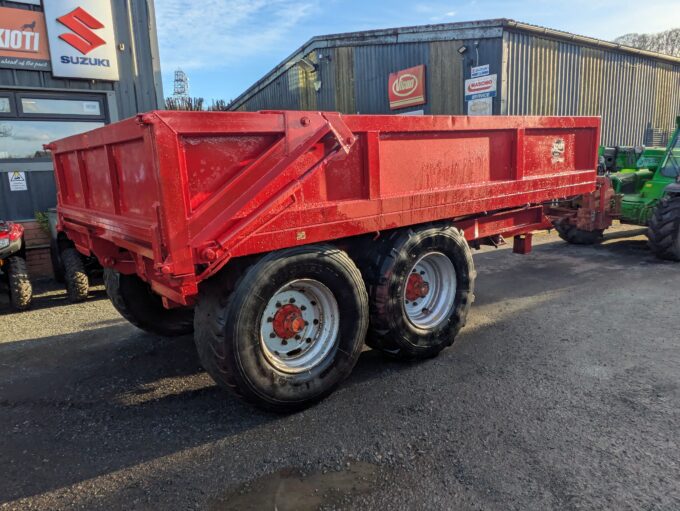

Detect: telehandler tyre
[648,196,680,261]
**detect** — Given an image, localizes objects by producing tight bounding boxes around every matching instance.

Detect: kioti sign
[43,0,119,81]
[0,7,51,71]
[388,65,426,110]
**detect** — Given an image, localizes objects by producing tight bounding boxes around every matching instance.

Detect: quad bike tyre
[104,269,194,336]
[363,225,476,360]
[554,219,603,245]
[647,196,680,261]
[7,256,32,310]
[194,245,369,412]
[61,248,89,302]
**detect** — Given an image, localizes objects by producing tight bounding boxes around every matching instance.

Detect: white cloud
[155,0,314,71]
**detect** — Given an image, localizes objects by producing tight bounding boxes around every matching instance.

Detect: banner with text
[0,7,51,71]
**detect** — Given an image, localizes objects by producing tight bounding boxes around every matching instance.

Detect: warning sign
[8,171,27,191]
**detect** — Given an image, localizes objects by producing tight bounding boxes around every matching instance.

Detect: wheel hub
[260,279,340,374]
[272,304,305,339]
[403,252,457,329]
[405,273,430,301]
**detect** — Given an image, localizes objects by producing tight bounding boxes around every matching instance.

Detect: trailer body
[49,111,599,306]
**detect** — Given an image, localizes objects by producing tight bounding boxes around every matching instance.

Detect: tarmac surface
[1,225,679,510]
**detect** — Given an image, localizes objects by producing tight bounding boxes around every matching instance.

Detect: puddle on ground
[210,461,380,511]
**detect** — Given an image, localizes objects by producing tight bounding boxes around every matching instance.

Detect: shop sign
[467,97,493,116]
[465,74,497,101]
[471,64,489,78]
[0,7,51,71]
[44,0,119,81]
[388,65,426,110]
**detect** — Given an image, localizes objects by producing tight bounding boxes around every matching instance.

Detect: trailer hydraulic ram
[48,110,600,410]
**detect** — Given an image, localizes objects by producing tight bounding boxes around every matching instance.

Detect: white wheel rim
[403,252,457,329]
[260,279,340,374]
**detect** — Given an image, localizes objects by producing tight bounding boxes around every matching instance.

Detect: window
[20,97,102,117]
[661,133,680,179]
[0,120,104,160]
[0,98,10,114]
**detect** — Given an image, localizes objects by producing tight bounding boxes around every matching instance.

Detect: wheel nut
[269,333,276,338]
[289,298,296,303]
[300,305,307,311]
[295,335,301,340]
[281,340,288,345]
[306,338,312,343]
[275,302,282,308]
[313,319,319,325]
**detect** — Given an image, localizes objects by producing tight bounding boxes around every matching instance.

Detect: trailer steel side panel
[48,110,600,304]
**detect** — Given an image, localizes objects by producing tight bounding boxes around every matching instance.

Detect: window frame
[15,92,107,121]
[0,93,14,118]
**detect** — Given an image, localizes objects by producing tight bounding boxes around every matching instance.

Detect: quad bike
[0,220,32,310]
[552,116,680,261]
[47,209,101,302]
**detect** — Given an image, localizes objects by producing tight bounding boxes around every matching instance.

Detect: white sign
[10,0,41,4]
[467,97,493,116]
[44,0,119,81]
[471,64,489,78]
[8,171,27,191]
[398,109,424,116]
[465,74,497,101]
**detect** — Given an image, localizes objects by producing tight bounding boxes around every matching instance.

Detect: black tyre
[7,256,32,311]
[363,225,476,360]
[554,219,603,245]
[648,196,680,261]
[50,239,65,283]
[103,269,194,336]
[61,248,89,302]
[194,245,369,412]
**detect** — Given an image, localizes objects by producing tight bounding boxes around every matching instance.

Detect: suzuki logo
[56,7,105,55]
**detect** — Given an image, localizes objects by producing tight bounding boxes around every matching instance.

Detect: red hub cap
[405,273,429,301]
[272,304,305,339]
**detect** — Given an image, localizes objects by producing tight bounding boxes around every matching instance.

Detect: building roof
[230,18,680,109]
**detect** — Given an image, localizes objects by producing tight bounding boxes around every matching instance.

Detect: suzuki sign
[44,0,119,81]
[388,65,426,110]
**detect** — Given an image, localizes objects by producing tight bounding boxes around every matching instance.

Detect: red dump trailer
[48,110,599,410]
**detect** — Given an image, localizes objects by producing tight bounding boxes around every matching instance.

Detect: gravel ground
[1,226,679,510]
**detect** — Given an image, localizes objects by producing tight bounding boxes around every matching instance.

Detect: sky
[154,0,680,103]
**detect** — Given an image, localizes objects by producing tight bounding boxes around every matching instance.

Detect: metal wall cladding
[505,30,680,146]
[353,42,430,114]
[0,0,162,119]
[239,38,504,116]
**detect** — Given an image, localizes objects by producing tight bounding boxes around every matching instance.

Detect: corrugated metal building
[0,0,162,277]
[230,18,680,147]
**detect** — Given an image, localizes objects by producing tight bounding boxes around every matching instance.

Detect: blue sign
[471,64,489,78]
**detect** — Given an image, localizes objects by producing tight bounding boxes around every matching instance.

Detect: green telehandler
[552,116,680,260]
